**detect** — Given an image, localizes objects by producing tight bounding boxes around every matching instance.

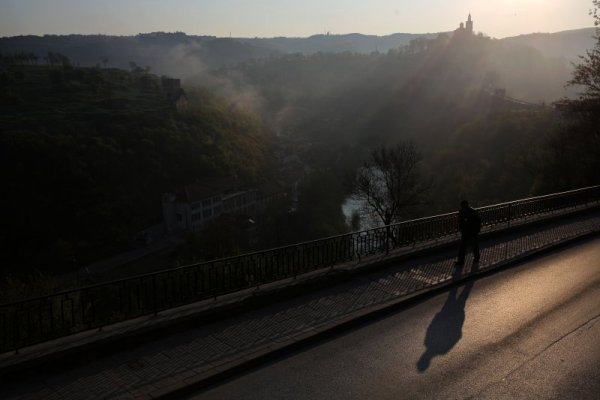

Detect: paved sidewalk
[1,212,600,400]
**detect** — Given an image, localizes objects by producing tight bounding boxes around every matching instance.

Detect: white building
[163,180,259,234]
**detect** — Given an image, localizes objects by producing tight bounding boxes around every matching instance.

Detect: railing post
[152,274,158,316]
[507,204,512,227]
[13,306,19,354]
[385,226,391,254]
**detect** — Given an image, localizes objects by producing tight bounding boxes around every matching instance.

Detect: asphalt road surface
[191,237,600,400]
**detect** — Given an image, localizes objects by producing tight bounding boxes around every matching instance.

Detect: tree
[569,0,600,99]
[354,141,426,228]
[44,51,70,68]
[544,0,600,190]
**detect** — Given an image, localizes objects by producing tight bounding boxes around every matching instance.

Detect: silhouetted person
[455,200,481,266]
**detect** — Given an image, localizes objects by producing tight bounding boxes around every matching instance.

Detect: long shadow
[416,264,478,372]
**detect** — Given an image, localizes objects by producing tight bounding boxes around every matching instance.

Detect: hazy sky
[0,0,595,38]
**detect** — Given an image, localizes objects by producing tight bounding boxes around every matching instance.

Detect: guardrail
[2,185,600,353]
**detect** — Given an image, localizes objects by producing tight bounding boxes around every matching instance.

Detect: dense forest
[0,61,267,276]
[1,20,598,297]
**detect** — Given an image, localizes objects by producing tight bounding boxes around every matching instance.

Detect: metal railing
[1,185,599,353]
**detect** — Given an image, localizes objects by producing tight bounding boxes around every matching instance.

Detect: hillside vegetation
[1,25,598,279]
[195,33,575,208]
[0,63,266,273]
[200,32,570,142]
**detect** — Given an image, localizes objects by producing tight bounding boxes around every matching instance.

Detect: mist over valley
[1,13,599,299]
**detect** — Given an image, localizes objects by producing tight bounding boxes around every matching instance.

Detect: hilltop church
[455,14,474,36]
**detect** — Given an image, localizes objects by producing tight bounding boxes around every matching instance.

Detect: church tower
[466,14,474,34]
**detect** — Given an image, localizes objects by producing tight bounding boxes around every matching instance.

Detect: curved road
[191,237,600,399]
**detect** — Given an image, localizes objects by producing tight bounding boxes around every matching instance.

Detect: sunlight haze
[0,0,594,38]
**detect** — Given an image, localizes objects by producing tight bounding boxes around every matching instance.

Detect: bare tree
[568,1,600,99]
[354,141,426,228]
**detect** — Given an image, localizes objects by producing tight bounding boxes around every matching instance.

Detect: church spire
[466,13,474,34]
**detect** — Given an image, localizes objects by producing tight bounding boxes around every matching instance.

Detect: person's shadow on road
[416,264,477,372]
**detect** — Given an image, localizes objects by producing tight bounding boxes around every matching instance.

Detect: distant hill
[238,32,439,54]
[0,32,432,80]
[0,31,459,79]
[198,32,571,152]
[0,29,594,79]
[500,28,596,61]
[0,33,278,78]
